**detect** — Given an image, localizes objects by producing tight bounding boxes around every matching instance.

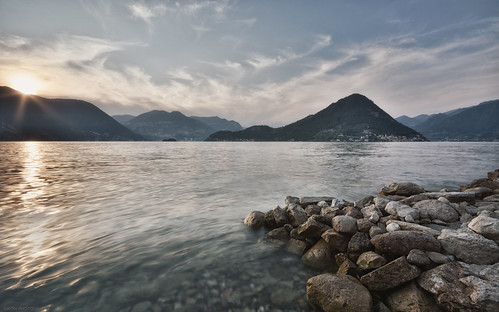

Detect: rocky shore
[244,169,499,312]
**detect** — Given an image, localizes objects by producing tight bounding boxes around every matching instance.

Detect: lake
[1,142,498,312]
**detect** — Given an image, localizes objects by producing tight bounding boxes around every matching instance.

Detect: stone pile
[244,169,499,312]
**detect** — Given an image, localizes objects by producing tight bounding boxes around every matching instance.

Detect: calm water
[0,142,498,312]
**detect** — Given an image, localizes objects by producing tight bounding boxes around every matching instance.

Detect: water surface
[1,142,498,311]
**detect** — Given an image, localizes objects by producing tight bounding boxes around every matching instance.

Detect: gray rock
[357,218,376,232]
[413,199,459,223]
[355,195,374,209]
[298,217,331,238]
[426,251,453,264]
[332,215,358,234]
[300,196,334,206]
[321,229,349,252]
[386,223,401,232]
[356,251,387,270]
[285,196,300,205]
[369,226,385,238]
[386,220,441,237]
[286,204,308,227]
[371,230,441,256]
[361,204,382,221]
[380,182,425,196]
[301,239,336,271]
[360,256,421,291]
[320,206,340,218]
[425,191,476,204]
[307,274,372,312]
[407,249,432,266]
[399,193,431,206]
[386,281,442,312]
[286,238,308,255]
[374,196,390,210]
[488,170,499,180]
[273,205,288,227]
[317,200,329,208]
[385,201,420,220]
[464,178,499,190]
[418,261,499,312]
[468,215,499,243]
[244,211,265,228]
[267,227,290,240]
[465,187,494,199]
[347,232,373,261]
[342,206,364,219]
[438,228,499,264]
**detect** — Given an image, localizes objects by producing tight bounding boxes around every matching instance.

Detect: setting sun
[10,74,42,95]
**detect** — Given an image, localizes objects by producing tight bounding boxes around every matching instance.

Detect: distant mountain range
[396,100,499,141]
[206,94,426,142]
[0,86,142,141]
[114,111,243,141]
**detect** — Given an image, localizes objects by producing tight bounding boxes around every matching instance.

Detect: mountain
[124,110,215,141]
[112,114,136,124]
[0,86,142,141]
[206,94,426,142]
[413,100,499,141]
[190,116,243,132]
[396,114,431,128]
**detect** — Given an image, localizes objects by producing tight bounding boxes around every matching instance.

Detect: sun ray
[9,74,42,95]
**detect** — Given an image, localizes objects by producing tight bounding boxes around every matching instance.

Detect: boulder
[298,216,331,238]
[386,220,441,237]
[464,178,499,190]
[321,229,349,252]
[399,193,431,206]
[321,206,340,218]
[332,215,358,234]
[285,196,300,205]
[369,226,385,238]
[266,227,289,240]
[380,182,425,196]
[264,209,278,229]
[468,215,499,243]
[273,206,288,227]
[337,258,362,277]
[244,211,265,228]
[464,187,494,199]
[488,170,499,180]
[307,274,372,312]
[484,194,499,202]
[386,281,442,312]
[341,206,363,219]
[301,239,336,271]
[407,249,431,267]
[374,196,390,210]
[425,192,476,204]
[356,251,387,270]
[361,204,382,223]
[385,201,420,220]
[418,262,499,312]
[371,231,441,256]
[438,229,499,264]
[286,238,308,255]
[360,256,421,291]
[305,204,321,217]
[300,196,334,206]
[357,218,376,232]
[347,232,373,261]
[386,223,401,232]
[286,204,308,227]
[426,251,453,264]
[413,200,459,223]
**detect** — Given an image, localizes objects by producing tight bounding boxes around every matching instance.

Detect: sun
[10,74,42,95]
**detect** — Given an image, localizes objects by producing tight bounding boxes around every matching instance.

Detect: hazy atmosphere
[1,0,498,126]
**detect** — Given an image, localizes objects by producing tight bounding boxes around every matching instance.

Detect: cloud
[126,2,167,24]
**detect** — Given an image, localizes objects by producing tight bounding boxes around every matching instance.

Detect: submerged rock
[307,274,372,312]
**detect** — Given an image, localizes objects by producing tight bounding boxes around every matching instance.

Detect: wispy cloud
[126,2,167,24]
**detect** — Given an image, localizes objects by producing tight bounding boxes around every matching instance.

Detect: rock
[369,226,385,238]
[298,216,332,238]
[244,211,265,228]
[465,178,499,190]
[286,238,308,255]
[300,196,334,206]
[273,206,288,227]
[418,262,499,312]
[381,182,425,196]
[341,206,364,219]
[425,191,476,204]
[360,256,421,291]
[321,229,349,252]
[399,193,431,206]
[355,195,374,208]
[317,200,329,208]
[468,215,499,243]
[374,196,390,210]
[264,209,278,229]
[285,196,300,205]
[301,239,336,271]
[386,220,441,237]
[371,230,441,256]
[334,253,348,266]
[407,249,431,266]
[357,218,376,233]
[304,204,321,217]
[266,227,289,240]
[332,215,358,234]
[356,251,387,270]
[438,229,499,264]
[131,301,152,312]
[361,204,382,222]
[488,170,499,180]
[307,274,372,312]
[337,258,362,277]
[413,200,459,223]
[347,232,373,261]
[426,251,453,264]
[385,201,420,220]
[374,301,392,312]
[321,206,340,218]
[465,187,494,199]
[270,287,301,307]
[484,194,499,202]
[286,204,308,227]
[385,281,442,312]
[386,223,401,232]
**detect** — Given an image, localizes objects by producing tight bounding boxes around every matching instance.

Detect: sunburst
[10,74,42,95]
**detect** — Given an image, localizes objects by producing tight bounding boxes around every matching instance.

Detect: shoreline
[244,169,499,312]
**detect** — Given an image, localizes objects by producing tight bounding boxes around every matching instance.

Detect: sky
[0,0,498,127]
